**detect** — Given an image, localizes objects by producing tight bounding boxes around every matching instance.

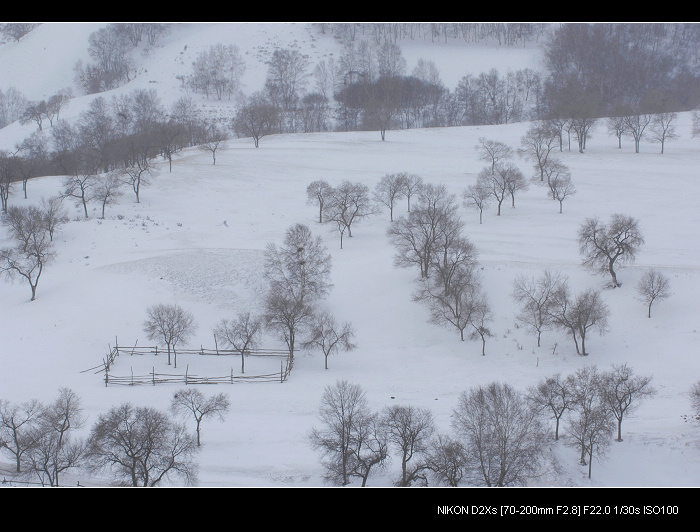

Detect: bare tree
[143,303,197,368]
[690,380,700,416]
[387,183,458,278]
[323,180,375,241]
[578,214,644,287]
[306,179,333,223]
[414,263,482,342]
[426,434,468,486]
[623,112,653,153]
[400,173,423,212]
[527,373,573,441]
[649,112,677,154]
[600,364,656,442]
[233,92,279,148]
[25,388,86,486]
[86,403,199,486]
[309,380,373,486]
[467,293,494,356]
[541,158,570,199]
[549,287,610,356]
[551,171,576,213]
[452,381,547,487]
[519,121,559,181]
[463,181,490,224]
[213,312,262,373]
[476,163,523,215]
[512,270,568,347]
[347,412,388,486]
[119,145,157,203]
[24,425,86,486]
[264,286,315,369]
[505,164,528,208]
[636,269,671,318]
[606,114,628,149]
[2,205,46,252]
[383,404,435,486]
[171,388,230,447]
[302,311,356,369]
[264,223,333,306]
[40,196,68,242]
[373,172,407,221]
[565,366,613,478]
[475,137,513,173]
[0,212,55,301]
[95,171,123,219]
[61,170,96,219]
[199,122,228,165]
[0,398,42,472]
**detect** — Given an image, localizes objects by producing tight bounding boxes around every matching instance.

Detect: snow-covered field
[1,23,699,489]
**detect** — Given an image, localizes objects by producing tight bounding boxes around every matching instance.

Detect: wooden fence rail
[82,339,292,386]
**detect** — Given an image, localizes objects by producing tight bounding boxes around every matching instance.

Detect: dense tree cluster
[0,387,230,486]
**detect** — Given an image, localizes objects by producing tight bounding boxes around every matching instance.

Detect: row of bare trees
[0,386,229,486]
[310,363,657,486]
[529,364,655,479]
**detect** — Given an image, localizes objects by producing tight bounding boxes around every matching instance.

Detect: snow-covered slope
[0,23,699,488]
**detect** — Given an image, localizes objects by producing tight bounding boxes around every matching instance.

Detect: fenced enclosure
[82,339,292,386]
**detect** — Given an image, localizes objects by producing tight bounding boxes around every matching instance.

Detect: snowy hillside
[1,23,699,491]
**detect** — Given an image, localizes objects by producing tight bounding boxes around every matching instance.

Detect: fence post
[131,367,134,386]
[152,367,156,386]
[185,364,189,385]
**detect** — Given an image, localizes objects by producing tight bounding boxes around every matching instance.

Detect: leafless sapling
[61,170,96,219]
[301,310,356,369]
[95,171,124,219]
[636,269,670,318]
[39,196,68,241]
[463,181,490,224]
[551,171,576,213]
[400,173,424,213]
[213,311,262,373]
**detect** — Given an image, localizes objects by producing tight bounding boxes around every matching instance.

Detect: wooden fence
[81,340,292,386]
